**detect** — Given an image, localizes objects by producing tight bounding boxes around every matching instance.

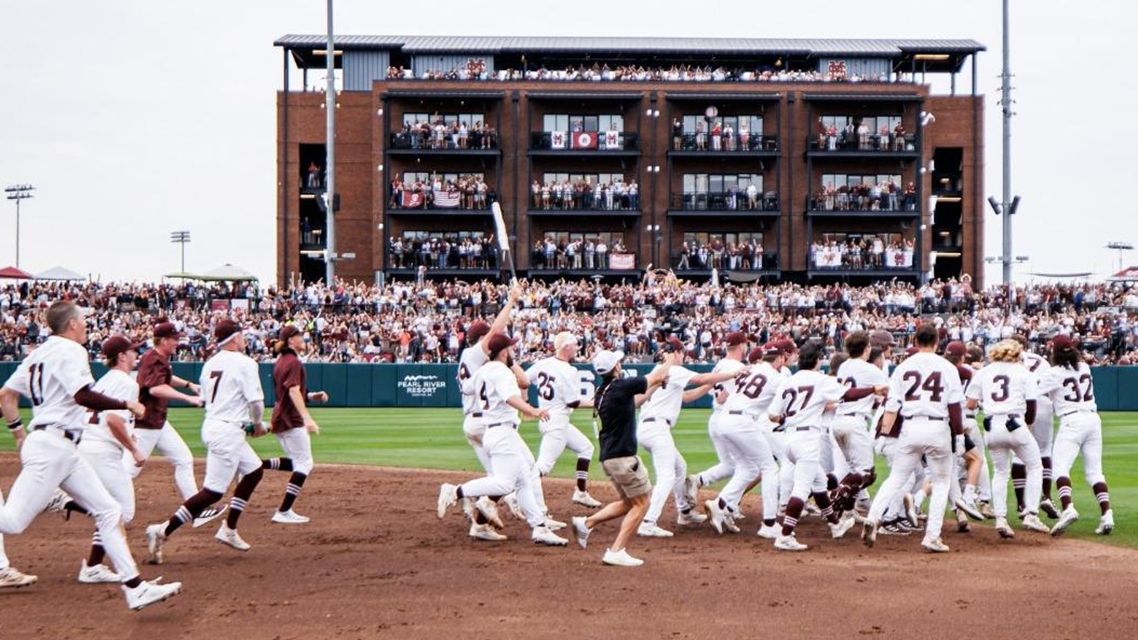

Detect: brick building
[275,35,985,287]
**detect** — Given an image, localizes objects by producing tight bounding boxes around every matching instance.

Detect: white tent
[35,266,85,281]
[198,264,259,282]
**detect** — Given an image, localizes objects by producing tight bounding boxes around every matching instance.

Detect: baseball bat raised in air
[491,201,518,285]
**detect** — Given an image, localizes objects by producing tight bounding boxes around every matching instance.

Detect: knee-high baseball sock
[1041,458,1053,499]
[782,497,805,536]
[575,458,590,492]
[227,468,264,529]
[1011,463,1026,513]
[813,490,839,524]
[64,500,89,518]
[1056,476,1073,510]
[164,489,225,537]
[1093,482,1111,514]
[262,457,294,472]
[87,530,105,566]
[826,473,839,491]
[863,467,877,490]
[278,472,308,512]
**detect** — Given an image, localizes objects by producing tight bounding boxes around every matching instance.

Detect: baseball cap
[1051,335,1077,352]
[467,320,491,345]
[592,349,624,375]
[662,335,686,353]
[774,338,797,355]
[553,331,578,351]
[214,319,242,345]
[153,322,181,340]
[944,341,967,358]
[279,325,301,343]
[905,346,920,356]
[724,331,749,347]
[869,330,895,348]
[101,335,144,362]
[485,332,518,359]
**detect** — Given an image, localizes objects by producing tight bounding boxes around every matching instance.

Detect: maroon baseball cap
[905,346,920,356]
[944,341,967,358]
[1051,335,1077,352]
[214,319,242,344]
[663,335,686,353]
[485,332,518,359]
[724,331,749,347]
[467,320,492,345]
[101,335,144,362]
[153,322,181,340]
[774,338,797,355]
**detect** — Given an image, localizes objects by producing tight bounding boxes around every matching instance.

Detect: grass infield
[5,407,1135,549]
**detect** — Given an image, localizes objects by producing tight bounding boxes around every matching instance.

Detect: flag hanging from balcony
[610,253,635,270]
[604,130,620,150]
[433,190,461,208]
[571,131,598,149]
[401,191,425,208]
[550,131,567,149]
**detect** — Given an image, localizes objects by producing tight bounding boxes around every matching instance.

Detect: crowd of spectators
[811,180,917,212]
[386,62,893,84]
[530,178,638,211]
[811,237,916,270]
[531,237,627,270]
[387,235,499,271]
[390,118,498,150]
[814,120,912,152]
[389,174,495,210]
[2,277,1137,367]
[676,239,768,271]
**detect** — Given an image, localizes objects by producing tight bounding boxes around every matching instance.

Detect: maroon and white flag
[571,131,598,149]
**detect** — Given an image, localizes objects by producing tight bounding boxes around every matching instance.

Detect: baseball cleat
[468,522,507,542]
[955,510,971,533]
[683,475,700,507]
[1039,498,1060,519]
[723,513,741,534]
[436,484,458,519]
[78,561,121,584]
[756,523,780,540]
[215,524,251,552]
[1022,513,1051,534]
[0,567,37,589]
[921,537,950,553]
[861,520,879,548]
[572,490,602,508]
[879,520,911,536]
[123,578,183,611]
[502,493,525,520]
[1095,510,1114,536]
[995,516,1015,539]
[44,490,71,514]
[531,525,568,546]
[474,497,504,529]
[676,509,707,526]
[192,505,227,529]
[979,501,996,519]
[602,548,644,567]
[774,534,808,551]
[1051,506,1079,537]
[571,516,591,550]
[829,511,856,539]
[954,497,985,522]
[543,516,567,531]
[461,497,475,520]
[803,501,822,518]
[705,499,728,534]
[637,522,674,538]
[902,494,919,528]
[271,509,310,524]
[145,524,167,565]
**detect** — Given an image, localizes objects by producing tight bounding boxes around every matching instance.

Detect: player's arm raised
[484,284,522,353]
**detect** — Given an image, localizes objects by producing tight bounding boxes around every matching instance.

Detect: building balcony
[387,132,500,156]
[529,132,639,155]
[299,229,326,250]
[668,192,779,216]
[807,193,918,217]
[529,252,639,274]
[672,252,779,275]
[806,134,918,159]
[386,191,495,216]
[808,247,919,278]
[668,134,779,155]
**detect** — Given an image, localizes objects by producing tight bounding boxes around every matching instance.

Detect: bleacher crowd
[385,62,893,84]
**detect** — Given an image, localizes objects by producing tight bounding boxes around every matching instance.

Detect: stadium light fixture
[4,184,34,268]
[1106,242,1134,271]
[987,196,1001,215]
[169,230,191,273]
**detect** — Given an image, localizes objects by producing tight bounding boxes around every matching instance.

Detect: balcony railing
[674,251,777,272]
[811,246,915,270]
[807,133,915,153]
[671,192,779,212]
[670,133,779,152]
[388,188,495,211]
[529,189,639,212]
[808,191,917,213]
[387,250,500,270]
[388,131,499,151]
[530,250,637,271]
[530,131,639,151]
[300,228,326,248]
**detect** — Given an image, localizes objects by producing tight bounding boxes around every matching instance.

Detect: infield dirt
[2,456,1136,639]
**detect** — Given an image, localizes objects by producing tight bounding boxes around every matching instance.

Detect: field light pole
[324,0,337,285]
[1106,242,1133,272]
[998,0,1017,287]
[170,230,191,273]
[4,184,34,269]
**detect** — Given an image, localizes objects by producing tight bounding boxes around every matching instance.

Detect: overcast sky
[1,1,1132,284]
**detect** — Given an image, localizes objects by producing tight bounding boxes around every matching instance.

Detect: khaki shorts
[601,455,652,500]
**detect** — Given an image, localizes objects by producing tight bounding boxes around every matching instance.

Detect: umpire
[570,350,670,567]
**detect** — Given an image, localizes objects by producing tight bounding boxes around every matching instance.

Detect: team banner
[604,130,620,149]
[571,131,598,149]
[433,191,461,208]
[886,249,914,267]
[609,253,635,270]
[550,131,567,149]
[401,191,425,208]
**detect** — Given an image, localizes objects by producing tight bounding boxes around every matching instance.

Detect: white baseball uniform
[80,369,140,523]
[198,349,265,494]
[1021,351,1055,460]
[767,369,848,508]
[833,358,889,474]
[717,361,780,520]
[525,357,595,475]
[693,358,747,486]
[1038,363,1106,492]
[637,365,698,525]
[458,344,493,471]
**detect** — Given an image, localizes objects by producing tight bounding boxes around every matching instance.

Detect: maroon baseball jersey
[271,349,307,433]
[136,349,172,429]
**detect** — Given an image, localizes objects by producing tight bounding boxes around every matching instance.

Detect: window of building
[402,112,487,127]
[819,114,902,132]
[820,173,902,189]
[401,171,486,185]
[541,172,625,186]
[682,231,764,247]
[682,173,763,194]
[680,115,762,133]
[542,113,624,132]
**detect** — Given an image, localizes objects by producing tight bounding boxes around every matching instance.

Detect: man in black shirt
[570,350,670,567]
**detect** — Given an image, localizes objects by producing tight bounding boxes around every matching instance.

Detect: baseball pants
[463,415,493,473]
[535,417,594,476]
[965,417,993,502]
[81,439,136,523]
[0,430,139,581]
[275,428,314,475]
[1012,401,1054,466]
[784,429,828,501]
[1052,413,1105,486]
[458,426,545,528]
[127,422,197,500]
[987,415,1043,518]
[868,418,952,543]
[638,423,689,524]
[763,427,792,506]
[0,489,6,571]
[718,416,778,520]
[831,415,874,473]
[694,412,735,485]
[201,419,263,494]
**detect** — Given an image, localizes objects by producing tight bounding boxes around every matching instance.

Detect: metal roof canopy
[665,92,782,102]
[525,91,644,101]
[803,93,925,102]
[381,90,506,100]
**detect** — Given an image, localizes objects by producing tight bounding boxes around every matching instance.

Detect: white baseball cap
[592,349,624,375]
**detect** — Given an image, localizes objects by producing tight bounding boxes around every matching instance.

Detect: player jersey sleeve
[943,365,964,405]
[964,368,984,402]
[1037,368,1062,396]
[494,365,521,403]
[60,344,95,397]
[2,357,31,396]
[673,366,698,389]
[821,375,847,402]
[1021,368,1039,402]
[524,362,541,386]
[767,379,788,416]
[242,359,265,404]
[884,366,906,413]
[136,354,164,390]
[557,364,580,403]
[279,356,303,390]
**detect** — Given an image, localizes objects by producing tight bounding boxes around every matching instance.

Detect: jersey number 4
[902,371,944,402]
[479,382,491,410]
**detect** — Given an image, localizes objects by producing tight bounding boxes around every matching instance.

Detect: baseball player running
[525,331,602,509]
[146,319,272,562]
[863,324,964,553]
[264,325,329,524]
[768,340,883,551]
[831,332,889,514]
[1040,336,1114,536]
[0,301,182,610]
[437,333,568,546]
[637,336,739,538]
[942,342,986,526]
[1014,335,1059,519]
[966,339,1051,537]
[132,321,224,527]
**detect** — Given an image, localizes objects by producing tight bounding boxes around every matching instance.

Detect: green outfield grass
[4,407,1136,549]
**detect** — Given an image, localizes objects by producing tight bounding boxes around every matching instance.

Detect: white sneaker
[637,522,674,538]
[215,524,251,552]
[995,516,1015,539]
[1096,509,1115,536]
[436,484,458,519]
[1051,506,1079,537]
[145,523,167,565]
[723,513,741,534]
[44,489,71,514]
[1022,513,1051,534]
[572,490,602,508]
[705,499,728,534]
[1039,498,1061,519]
[756,523,780,540]
[954,497,984,522]
[474,497,504,529]
[602,548,644,567]
[903,494,919,527]
[192,505,227,529]
[683,474,700,506]
[271,510,310,524]
[0,566,37,589]
[468,522,507,541]
[543,516,567,531]
[572,516,591,549]
[503,493,525,520]
[78,560,121,584]
[531,525,568,546]
[123,578,183,611]
[921,537,950,553]
[676,510,707,526]
[774,534,808,551]
[829,512,856,539]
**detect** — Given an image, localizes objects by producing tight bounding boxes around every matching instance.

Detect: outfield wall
[2,362,1137,411]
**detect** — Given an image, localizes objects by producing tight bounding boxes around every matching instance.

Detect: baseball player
[264,324,329,524]
[525,331,602,509]
[1014,334,1059,519]
[637,336,739,538]
[132,321,224,527]
[942,342,986,524]
[767,340,883,551]
[75,335,151,584]
[437,333,567,546]
[863,324,964,553]
[146,319,272,562]
[965,339,1051,537]
[0,301,182,610]
[831,332,889,513]
[1040,336,1114,536]
[964,344,995,516]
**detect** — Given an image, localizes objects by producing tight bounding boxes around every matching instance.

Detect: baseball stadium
[2,3,1138,639]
